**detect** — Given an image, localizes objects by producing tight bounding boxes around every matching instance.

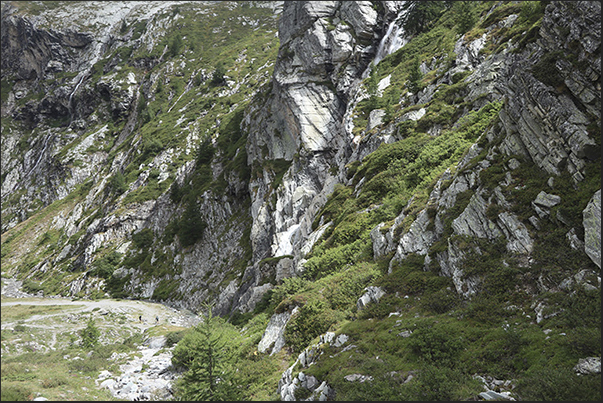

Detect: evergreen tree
[177,202,206,247]
[407,56,423,94]
[401,1,451,36]
[365,63,381,111]
[211,63,227,86]
[173,303,240,401]
[169,33,183,57]
[455,1,477,34]
[80,318,100,349]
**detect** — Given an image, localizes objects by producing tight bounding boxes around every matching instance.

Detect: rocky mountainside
[1,1,601,401]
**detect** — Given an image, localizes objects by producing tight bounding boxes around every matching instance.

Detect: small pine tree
[407,56,423,94]
[211,64,227,86]
[173,303,240,401]
[177,202,206,247]
[455,1,477,34]
[80,318,100,349]
[365,64,381,111]
[169,34,183,58]
[366,63,379,96]
[109,172,128,195]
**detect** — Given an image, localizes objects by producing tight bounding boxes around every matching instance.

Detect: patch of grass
[1,304,84,322]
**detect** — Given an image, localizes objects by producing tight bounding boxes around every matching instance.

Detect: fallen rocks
[574,357,601,375]
[356,286,385,310]
[96,336,178,401]
[474,375,516,401]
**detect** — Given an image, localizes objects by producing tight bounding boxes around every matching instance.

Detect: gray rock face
[277,330,348,401]
[242,1,404,310]
[452,193,502,240]
[392,208,437,265]
[258,306,299,355]
[583,189,601,268]
[367,109,386,130]
[357,286,385,310]
[533,191,561,209]
[539,1,601,117]
[0,4,93,82]
[573,356,601,375]
[499,1,600,183]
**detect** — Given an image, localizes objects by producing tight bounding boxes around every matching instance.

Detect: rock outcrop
[583,189,601,268]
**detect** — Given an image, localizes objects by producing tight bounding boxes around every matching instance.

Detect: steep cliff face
[235,1,404,313]
[1,1,284,315]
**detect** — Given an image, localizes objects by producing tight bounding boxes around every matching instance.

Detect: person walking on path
[139,315,142,323]
[155,315,159,324]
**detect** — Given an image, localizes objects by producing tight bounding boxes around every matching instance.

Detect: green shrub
[169,180,184,203]
[516,366,601,401]
[141,137,164,161]
[1,384,31,401]
[557,286,601,356]
[400,1,450,36]
[322,263,381,311]
[211,63,227,86]
[407,56,423,94]
[408,322,464,367]
[41,375,68,388]
[152,279,179,301]
[464,292,509,324]
[197,138,215,165]
[177,202,206,247]
[22,279,43,294]
[270,276,309,309]
[123,332,145,348]
[165,330,186,347]
[419,287,461,314]
[403,364,483,401]
[169,33,183,57]
[518,1,543,25]
[454,1,477,34]
[89,251,122,279]
[106,273,131,299]
[356,293,402,320]
[108,171,128,195]
[302,238,367,280]
[132,228,154,249]
[284,300,342,353]
[472,326,529,377]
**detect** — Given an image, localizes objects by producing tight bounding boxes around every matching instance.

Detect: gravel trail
[1,277,202,400]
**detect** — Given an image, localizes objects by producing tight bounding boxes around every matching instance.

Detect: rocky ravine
[1,278,201,401]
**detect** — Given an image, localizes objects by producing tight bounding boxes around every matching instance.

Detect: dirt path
[1,278,201,355]
[1,278,202,400]
[2,297,200,329]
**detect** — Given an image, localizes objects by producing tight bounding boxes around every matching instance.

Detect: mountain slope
[1,1,600,401]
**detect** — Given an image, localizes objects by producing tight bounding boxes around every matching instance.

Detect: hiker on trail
[139,315,142,323]
[155,315,159,324]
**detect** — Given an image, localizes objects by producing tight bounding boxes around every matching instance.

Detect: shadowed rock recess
[1,1,601,401]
